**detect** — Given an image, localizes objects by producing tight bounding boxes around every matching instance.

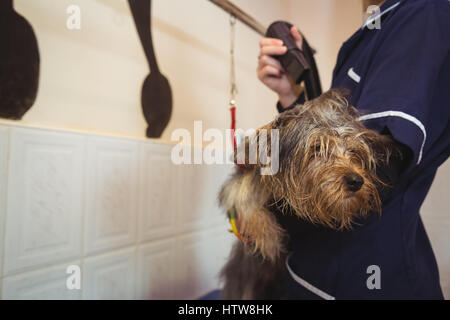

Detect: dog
[218,89,396,299]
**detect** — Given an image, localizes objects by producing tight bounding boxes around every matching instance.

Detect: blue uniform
[282,0,450,299]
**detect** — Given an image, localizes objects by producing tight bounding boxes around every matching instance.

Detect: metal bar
[209,0,317,54]
[209,0,266,35]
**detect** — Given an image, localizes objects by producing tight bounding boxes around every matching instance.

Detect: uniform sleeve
[355,2,450,167]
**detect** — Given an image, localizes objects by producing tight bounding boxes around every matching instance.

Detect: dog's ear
[358,127,397,169]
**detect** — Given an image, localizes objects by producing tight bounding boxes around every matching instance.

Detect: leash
[229,15,249,171]
[229,15,238,149]
[227,16,252,243]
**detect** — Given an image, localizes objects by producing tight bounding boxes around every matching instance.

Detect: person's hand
[257,26,303,108]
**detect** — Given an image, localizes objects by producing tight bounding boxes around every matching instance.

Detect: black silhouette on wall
[0,0,40,120]
[128,0,172,138]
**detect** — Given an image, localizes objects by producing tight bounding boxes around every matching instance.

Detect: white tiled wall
[0,124,235,300]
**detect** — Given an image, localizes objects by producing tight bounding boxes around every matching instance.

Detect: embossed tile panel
[3,128,85,276]
[84,137,139,255]
[136,239,175,299]
[83,248,136,300]
[175,227,234,299]
[139,142,178,242]
[2,261,82,300]
[177,162,233,233]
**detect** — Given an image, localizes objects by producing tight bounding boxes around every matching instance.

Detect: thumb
[290,26,303,50]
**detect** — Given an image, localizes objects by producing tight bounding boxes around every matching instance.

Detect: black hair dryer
[265,21,322,99]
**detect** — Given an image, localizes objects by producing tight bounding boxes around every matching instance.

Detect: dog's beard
[270,157,382,230]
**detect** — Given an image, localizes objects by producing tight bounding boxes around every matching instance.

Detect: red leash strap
[230,105,236,149]
[230,105,251,171]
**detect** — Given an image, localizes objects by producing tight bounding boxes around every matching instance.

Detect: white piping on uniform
[286,255,336,300]
[357,111,426,164]
[361,1,401,29]
[347,67,361,83]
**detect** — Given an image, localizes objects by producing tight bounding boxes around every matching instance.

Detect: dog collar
[228,207,250,243]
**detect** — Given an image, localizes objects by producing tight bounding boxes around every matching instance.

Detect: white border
[286,255,336,300]
[357,111,426,164]
[362,1,402,29]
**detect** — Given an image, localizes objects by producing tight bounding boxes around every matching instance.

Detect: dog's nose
[344,173,364,192]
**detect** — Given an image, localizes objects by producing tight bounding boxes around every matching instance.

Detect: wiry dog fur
[218,89,395,299]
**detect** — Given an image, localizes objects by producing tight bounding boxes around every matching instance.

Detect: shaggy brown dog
[219,89,396,299]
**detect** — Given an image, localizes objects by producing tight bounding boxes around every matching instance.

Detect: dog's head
[240,89,394,229]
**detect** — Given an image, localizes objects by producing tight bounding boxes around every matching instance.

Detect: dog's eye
[346,148,356,155]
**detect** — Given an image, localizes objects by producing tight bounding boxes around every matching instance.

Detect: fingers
[257,38,286,83]
[259,37,283,48]
[259,37,286,56]
[258,54,283,71]
[258,64,282,80]
[290,26,303,50]
[260,45,287,56]
[261,65,282,77]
